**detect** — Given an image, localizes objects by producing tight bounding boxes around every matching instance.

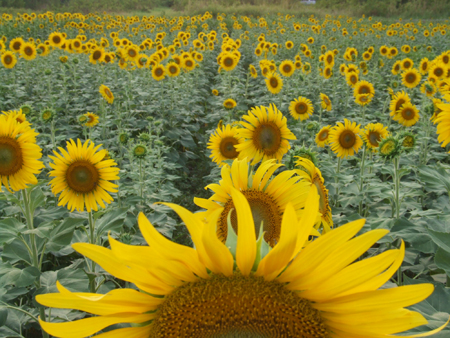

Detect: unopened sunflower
[48,139,119,212]
[236,104,295,164]
[37,186,448,338]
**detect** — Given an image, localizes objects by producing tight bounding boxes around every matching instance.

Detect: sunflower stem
[50,119,56,148]
[21,189,49,338]
[393,156,401,219]
[88,211,97,293]
[335,157,342,207]
[358,146,366,215]
[139,158,144,202]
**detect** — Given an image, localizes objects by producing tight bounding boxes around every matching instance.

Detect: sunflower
[420,81,437,97]
[389,91,411,117]
[1,51,17,69]
[9,37,24,52]
[20,42,37,61]
[166,62,180,77]
[329,119,363,158]
[355,94,372,106]
[400,58,414,70]
[392,60,401,75]
[48,139,119,213]
[315,125,331,148]
[323,66,333,79]
[36,185,447,338]
[0,114,43,192]
[379,137,400,159]
[401,68,421,88]
[83,112,99,128]
[183,57,196,71]
[354,80,375,98]
[194,158,311,246]
[420,58,430,75]
[289,96,314,121]
[324,50,335,67]
[223,98,236,109]
[89,48,104,64]
[295,157,333,233]
[125,45,139,62]
[48,32,65,48]
[212,89,219,96]
[99,85,114,104]
[360,123,389,151]
[320,93,332,111]
[346,72,359,87]
[435,100,450,149]
[207,124,243,166]
[285,40,293,49]
[2,109,30,128]
[394,102,420,127]
[236,104,295,165]
[249,64,258,78]
[265,72,283,94]
[279,60,295,77]
[220,52,238,71]
[429,63,446,80]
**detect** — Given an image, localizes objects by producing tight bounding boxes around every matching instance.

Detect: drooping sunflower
[83,112,99,128]
[279,60,295,77]
[99,85,114,104]
[295,157,333,233]
[360,122,389,151]
[1,51,17,69]
[401,68,422,88]
[0,114,44,192]
[20,42,37,61]
[354,80,375,99]
[315,125,332,147]
[223,98,237,109]
[48,139,119,213]
[207,124,243,166]
[236,104,296,164]
[194,158,311,246]
[329,119,363,158]
[289,96,314,121]
[36,185,447,338]
[320,93,332,111]
[390,91,411,117]
[394,102,420,127]
[265,72,283,94]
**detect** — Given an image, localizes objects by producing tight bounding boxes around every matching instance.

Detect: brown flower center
[339,130,356,149]
[219,137,239,159]
[0,137,23,176]
[253,122,282,156]
[66,160,99,193]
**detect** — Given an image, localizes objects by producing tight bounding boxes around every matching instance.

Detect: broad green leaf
[0,218,26,245]
[46,218,85,253]
[428,229,450,253]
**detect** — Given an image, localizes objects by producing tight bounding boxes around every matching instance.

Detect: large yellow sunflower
[329,119,363,158]
[1,51,17,69]
[390,91,411,117]
[401,68,422,89]
[151,64,166,81]
[195,158,312,246]
[279,60,295,77]
[0,114,44,192]
[360,122,389,151]
[435,100,450,149]
[48,32,65,48]
[20,42,37,61]
[235,104,296,164]
[36,186,447,338]
[295,157,333,233]
[207,124,243,166]
[265,72,283,94]
[48,139,120,212]
[99,85,114,104]
[394,102,420,127]
[354,80,375,99]
[289,96,314,121]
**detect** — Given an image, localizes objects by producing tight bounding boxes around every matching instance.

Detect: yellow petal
[39,313,153,338]
[231,187,256,276]
[93,326,151,338]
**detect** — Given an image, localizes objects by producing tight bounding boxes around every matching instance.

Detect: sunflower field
[1,9,450,338]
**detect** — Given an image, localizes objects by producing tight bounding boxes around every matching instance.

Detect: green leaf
[46,218,85,253]
[0,308,8,327]
[0,266,40,288]
[95,208,128,238]
[38,266,89,294]
[29,187,45,214]
[0,218,26,245]
[2,239,32,265]
[435,247,450,277]
[428,229,450,253]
